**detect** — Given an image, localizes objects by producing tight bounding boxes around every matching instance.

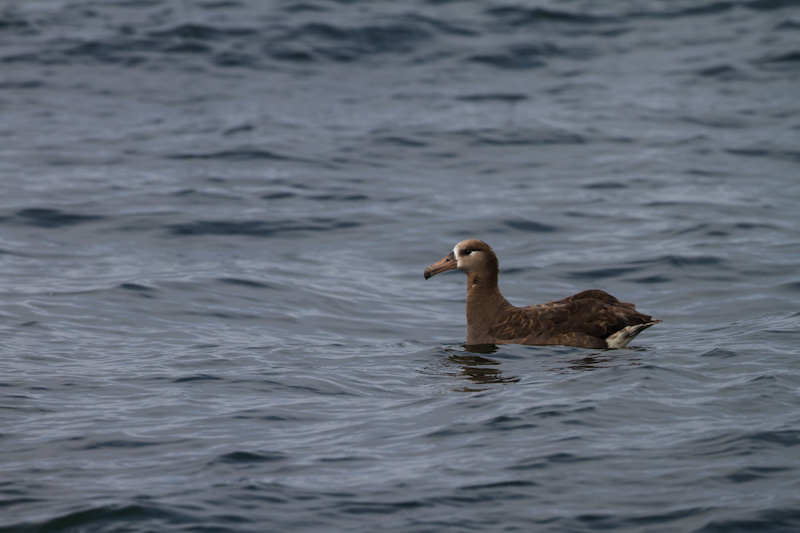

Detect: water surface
[1,1,799,531]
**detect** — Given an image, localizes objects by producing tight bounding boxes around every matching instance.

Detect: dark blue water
[1,1,799,531]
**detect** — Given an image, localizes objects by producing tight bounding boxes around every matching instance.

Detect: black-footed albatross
[424,239,660,349]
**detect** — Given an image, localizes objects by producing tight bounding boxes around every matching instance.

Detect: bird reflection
[446,345,520,388]
[462,343,499,355]
[561,348,643,373]
[562,353,611,372]
[438,344,644,391]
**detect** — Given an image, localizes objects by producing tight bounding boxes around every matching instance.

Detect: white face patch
[454,245,465,268]
[454,242,475,268]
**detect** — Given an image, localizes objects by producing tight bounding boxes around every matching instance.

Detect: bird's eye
[462,249,472,255]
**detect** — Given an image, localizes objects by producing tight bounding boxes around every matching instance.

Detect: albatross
[424,239,660,349]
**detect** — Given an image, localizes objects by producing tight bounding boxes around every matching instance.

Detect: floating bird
[424,239,660,348]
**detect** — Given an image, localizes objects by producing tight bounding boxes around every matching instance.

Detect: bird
[424,239,660,349]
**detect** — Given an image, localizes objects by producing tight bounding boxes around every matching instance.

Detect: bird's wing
[550,289,636,310]
[491,294,653,342]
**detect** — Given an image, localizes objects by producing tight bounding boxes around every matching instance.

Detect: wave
[485,6,614,26]
[166,218,359,237]
[3,208,105,228]
[167,149,297,161]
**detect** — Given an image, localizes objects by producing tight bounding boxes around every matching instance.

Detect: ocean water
[1,0,799,531]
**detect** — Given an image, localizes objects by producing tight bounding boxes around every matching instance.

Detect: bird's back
[489,290,657,348]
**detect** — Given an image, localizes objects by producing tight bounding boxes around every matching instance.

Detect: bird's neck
[465,271,513,343]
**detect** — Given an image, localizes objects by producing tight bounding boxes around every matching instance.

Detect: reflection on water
[448,354,519,386]
[447,348,520,390]
[441,344,646,389]
[462,344,500,355]
[561,348,644,374]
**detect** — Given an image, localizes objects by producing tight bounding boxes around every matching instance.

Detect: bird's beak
[424,251,457,279]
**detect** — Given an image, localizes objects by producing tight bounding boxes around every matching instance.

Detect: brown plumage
[424,239,660,349]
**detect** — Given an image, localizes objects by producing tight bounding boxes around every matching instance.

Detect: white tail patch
[605,321,661,349]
